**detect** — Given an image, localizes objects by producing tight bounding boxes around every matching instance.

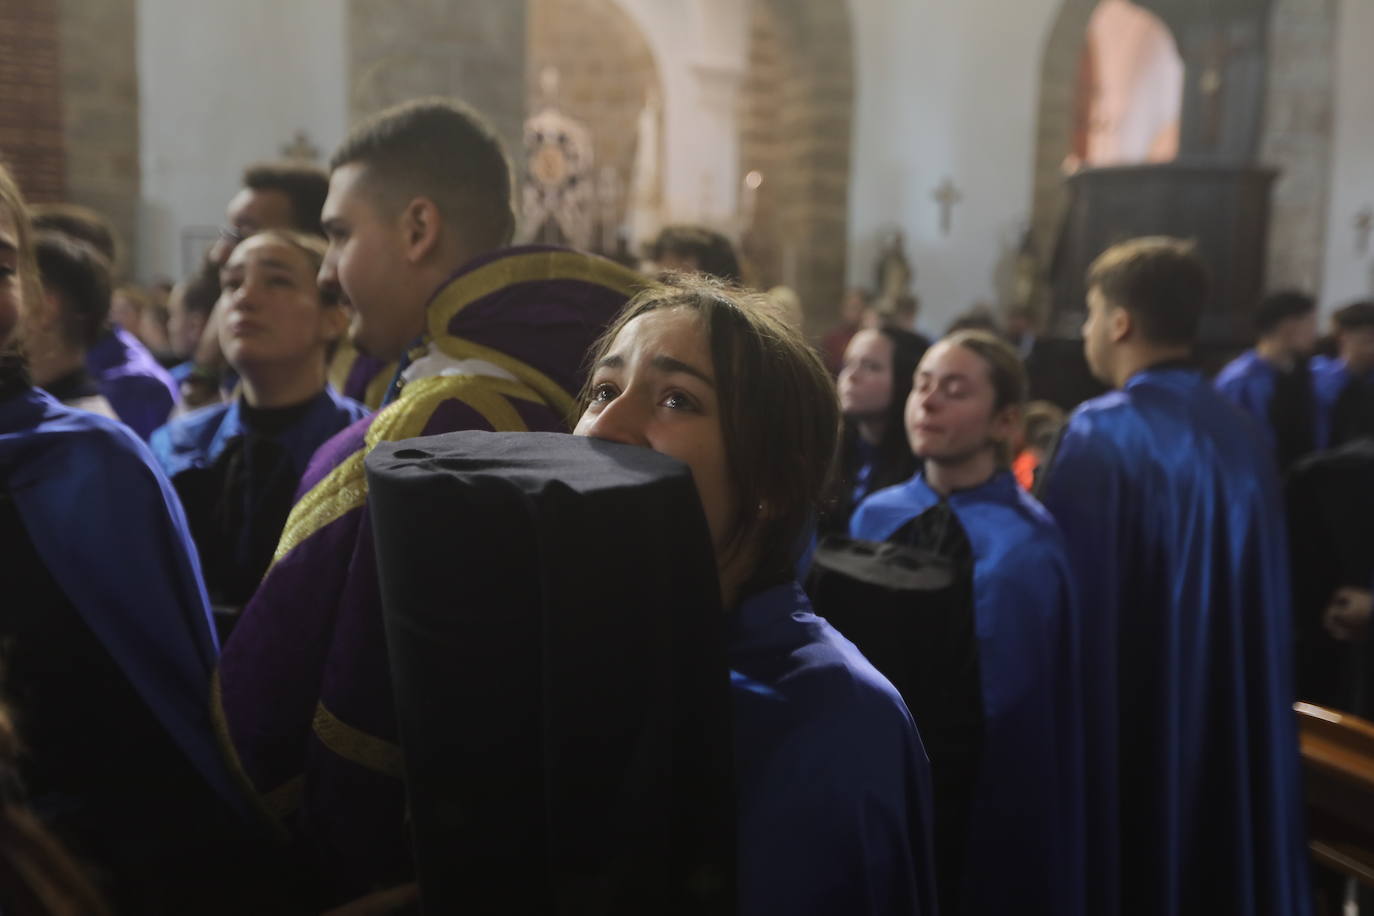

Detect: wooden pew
[1296,701,1374,887]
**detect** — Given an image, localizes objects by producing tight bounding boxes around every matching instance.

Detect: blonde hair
[0,165,41,357]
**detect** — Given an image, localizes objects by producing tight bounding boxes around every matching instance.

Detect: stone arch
[527,0,663,253]
[738,0,854,329]
[1030,0,1338,319]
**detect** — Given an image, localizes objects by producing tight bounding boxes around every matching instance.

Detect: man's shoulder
[1215,350,1266,388]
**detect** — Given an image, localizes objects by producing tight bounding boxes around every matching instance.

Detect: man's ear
[992,403,1022,450]
[399,196,443,265]
[1109,303,1133,345]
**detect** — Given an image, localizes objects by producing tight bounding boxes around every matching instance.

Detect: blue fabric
[851,470,1084,916]
[86,325,179,439]
[169,359,196,385]
[1312,354,1374,449]
[149,386,369,481]
[0,387,243,815]
[1040,366,1310,916]
[1214,349,1282,450]
[729,581,937,916]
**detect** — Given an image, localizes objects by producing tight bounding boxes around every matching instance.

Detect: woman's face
[217,235,343,373]
[0,207,21,348]
[575,307,738,556]
[905,340,1009,463]
[837,328,894,419]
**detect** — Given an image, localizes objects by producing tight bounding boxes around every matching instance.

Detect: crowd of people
[0,91,1371,915]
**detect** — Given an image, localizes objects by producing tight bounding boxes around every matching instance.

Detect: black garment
[1330,375,1374,449]
[1269,360,1317,474]
[40,367,101,404]
[806,504,981,916]
[366,431,737,915]
[171,398,317,608]
[0,496,273,914]
[1287,438,1374,713]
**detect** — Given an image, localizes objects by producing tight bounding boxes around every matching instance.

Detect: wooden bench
[1296,701,1374,887]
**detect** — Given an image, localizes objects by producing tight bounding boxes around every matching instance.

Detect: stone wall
[0,0,65,204]
[527,0,660,246]
[349,0,526,170]
[1259,0,1337,294]
[59,0,139,276]
[739,0,853,328]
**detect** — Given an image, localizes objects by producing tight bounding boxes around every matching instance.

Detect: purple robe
[215,246,641,902]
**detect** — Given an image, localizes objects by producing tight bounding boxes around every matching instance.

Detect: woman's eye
[662,391,697,411]
[590,382,617,403]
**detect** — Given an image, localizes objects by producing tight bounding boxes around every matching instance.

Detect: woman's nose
[580,395,650,447]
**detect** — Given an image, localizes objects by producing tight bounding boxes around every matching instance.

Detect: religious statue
[518,67,596,251]
[874,230,913,313]
[625,88,663,253]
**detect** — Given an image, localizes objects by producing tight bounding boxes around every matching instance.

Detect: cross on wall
[932,178,962,236]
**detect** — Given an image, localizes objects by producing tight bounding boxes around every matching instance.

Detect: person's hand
[1323,587,1373,642]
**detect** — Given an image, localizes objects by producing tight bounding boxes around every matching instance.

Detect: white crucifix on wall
[933,178,962,236]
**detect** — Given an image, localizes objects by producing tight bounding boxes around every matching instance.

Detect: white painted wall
[1320,0,1374,311]
[847,0,1061,335]
[136,0,347,282]
[611,0,748,228]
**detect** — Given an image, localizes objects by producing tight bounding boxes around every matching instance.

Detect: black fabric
[806,502,981,916]
[1269,360,1316,474]
[0,356,28,404]
[366,431,737,915]
[41,367,100,404]
[0,496,276,914]
[1287,438,1374,713]
[171,430,301,611]
[1330,376,1374,449]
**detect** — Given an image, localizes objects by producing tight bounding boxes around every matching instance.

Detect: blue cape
[851,470,1084,916]
[1214,349,1285,449]
[1312,354,1374,449]
[730,582,937,916]
[86,325,179,439]
[0,387,242,814]
[1040,366,1310,916]
[149,386,370,481]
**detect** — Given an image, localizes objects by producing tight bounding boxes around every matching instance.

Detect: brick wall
[0,0,66,203]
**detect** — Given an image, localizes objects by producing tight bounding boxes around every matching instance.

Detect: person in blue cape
[0,163,265,912]
[1040,237,1310,916]
[151,229,367,611]
[845,330,1083,916]
[1214,290,1319,472]
[575,274,937,916]
[1311,300,1374,450]
[820,323,926,536]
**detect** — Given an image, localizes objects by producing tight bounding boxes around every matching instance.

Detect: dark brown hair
[1087,236,1208,345]
[580,274,841,590]
[330,97,515,251]
[33,231,112,349]
[28,203,118,276]
[1333,300,1374,332]
[0,166,41,358]
[242,161,329,235]
[649,226,742,284]
[941,329,1027,465]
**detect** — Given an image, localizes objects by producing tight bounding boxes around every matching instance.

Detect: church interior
[1,0,1373,913]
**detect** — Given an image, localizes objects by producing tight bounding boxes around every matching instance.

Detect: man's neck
[1113,343,1193,389]
[238,360,328,409]
[925,450,998,497]
[1256,337,1296,371]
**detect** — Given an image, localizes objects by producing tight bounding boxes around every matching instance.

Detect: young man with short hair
[1039,237,1310,916]
[30,205,178,438]
[214,97,640,906]
[28,231,118,420]
[1214,290,1319,472]
[1312,300,1374,448]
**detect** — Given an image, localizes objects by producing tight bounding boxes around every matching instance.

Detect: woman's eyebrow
[650,355,715,388]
